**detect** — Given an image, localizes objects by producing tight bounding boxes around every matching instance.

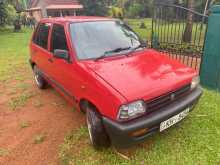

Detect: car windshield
[70,20,143,60]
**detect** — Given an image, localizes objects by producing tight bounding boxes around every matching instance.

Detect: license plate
[160,108,190,132]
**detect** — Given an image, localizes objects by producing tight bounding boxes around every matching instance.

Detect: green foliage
[5,4,18,25]
[127,3,144,18]
[79,0,107,16]
[0,2,8,25]
[214,0,220,5]
[124,0,154,18]
[0,0,26,26]
[108,6,124,19]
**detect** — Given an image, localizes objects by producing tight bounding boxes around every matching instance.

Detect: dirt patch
[0,75,85,165]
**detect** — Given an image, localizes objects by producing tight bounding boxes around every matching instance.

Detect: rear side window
[50,24,68,53]
[33,23,50,49]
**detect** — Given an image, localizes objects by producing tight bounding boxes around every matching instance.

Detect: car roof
[40,16,115,24]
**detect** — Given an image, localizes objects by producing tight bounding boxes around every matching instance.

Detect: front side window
[50,24,68,53]
[33,23,50,49]
[70,20,142,60]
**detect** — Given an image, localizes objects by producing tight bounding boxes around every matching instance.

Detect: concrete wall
[37,0,48,17]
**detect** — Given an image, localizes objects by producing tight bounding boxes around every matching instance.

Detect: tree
[79,0,108,16]
[0,2,7,26]
[183,0,194,43]
[128,3,144,18]
[8,0,24,12]
[0,0,25,28]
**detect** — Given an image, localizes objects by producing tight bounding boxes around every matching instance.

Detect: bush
[6,4,18,25]
[139,22,146,29]
[0,2,7,26]
[0,3,18,26]
[108,6,124,19]
[126,3,144,18]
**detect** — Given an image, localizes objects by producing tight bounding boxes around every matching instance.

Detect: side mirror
[54,49,69,60]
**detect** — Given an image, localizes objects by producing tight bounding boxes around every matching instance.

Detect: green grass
[33,134,47,144]
[9,92,34,110]
[59,89,220,165]
[0,148,9,157]
[0,27,32,82]
[126,19,206,49]
[126,18,152,41]
[19,121,30,129]
[16,82,30,91]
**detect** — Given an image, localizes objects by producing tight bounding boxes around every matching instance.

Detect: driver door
[47,23,76,102]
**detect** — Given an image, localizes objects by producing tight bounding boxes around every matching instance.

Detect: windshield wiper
[95,46,131,61]
[128,43,147,55]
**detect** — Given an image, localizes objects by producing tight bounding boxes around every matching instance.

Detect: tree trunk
[183,0,194,43]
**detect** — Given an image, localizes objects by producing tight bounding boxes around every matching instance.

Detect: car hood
[82,49,197,102]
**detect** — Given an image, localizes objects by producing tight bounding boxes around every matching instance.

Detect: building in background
[26,0,83,22]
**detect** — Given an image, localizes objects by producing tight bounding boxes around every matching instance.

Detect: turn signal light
[130,128,148,137]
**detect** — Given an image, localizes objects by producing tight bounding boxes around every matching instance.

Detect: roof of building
[28,0,82,9]
[46,4,83,10]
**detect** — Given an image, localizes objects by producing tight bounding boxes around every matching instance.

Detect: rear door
[31,22,52,75]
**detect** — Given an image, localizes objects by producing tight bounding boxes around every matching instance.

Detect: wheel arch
[29,60,36,70]
[79,98,101,115]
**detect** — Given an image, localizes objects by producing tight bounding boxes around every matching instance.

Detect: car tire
[33,65,48,89]
[86,106,110,148]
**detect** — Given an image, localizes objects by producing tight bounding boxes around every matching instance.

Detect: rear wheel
[86,106,110,148]
[33,65,48,89]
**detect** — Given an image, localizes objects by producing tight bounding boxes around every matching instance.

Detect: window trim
[48,22,74,63]
[50,23,69,53]
[32,22,51,51]
[32,23,40,43]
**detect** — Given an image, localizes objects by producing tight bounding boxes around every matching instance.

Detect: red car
[29,16,202,148]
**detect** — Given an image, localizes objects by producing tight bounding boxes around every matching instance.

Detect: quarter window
[50,24,68,53]
[33,23,50,49]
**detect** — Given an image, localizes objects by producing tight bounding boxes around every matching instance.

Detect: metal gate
[151,3,208,71]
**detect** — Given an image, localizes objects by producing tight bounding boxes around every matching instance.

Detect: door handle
[48,58,53,63]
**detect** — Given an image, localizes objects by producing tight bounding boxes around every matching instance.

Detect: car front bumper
[102,87,203,148]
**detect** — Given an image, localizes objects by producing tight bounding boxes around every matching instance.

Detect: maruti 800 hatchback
[29,16,202,148]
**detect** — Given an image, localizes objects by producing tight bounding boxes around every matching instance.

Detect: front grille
[146,84,191,113]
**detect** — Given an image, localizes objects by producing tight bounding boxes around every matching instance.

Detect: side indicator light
[130,128,148,137]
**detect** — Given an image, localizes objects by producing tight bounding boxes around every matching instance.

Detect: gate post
[200,5,220,89]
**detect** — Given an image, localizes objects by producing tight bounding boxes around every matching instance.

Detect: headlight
[117,100,146,121]
[191,76,200,90]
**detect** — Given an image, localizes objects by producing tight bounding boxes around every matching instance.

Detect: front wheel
[33,65,48,89]
[86,107,110,148]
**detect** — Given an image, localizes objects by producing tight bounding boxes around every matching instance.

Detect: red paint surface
[30,17,197,120]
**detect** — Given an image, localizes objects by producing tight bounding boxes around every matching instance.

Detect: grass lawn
[0,27,32,82]
[126,18,152,41]
[126,18,206,47]
[0,23,220,165]
[59,89,220,165]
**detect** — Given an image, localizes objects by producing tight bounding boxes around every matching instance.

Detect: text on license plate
[160,108,190,132]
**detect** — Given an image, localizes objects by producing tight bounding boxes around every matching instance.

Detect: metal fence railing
[152,3,208,71]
